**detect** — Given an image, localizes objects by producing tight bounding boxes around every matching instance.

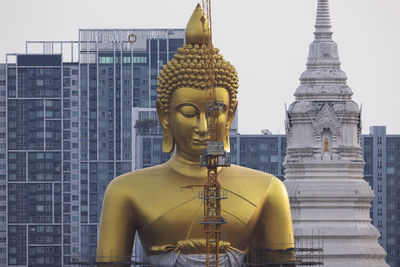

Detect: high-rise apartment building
[0,64,7,265]
[2,28,185,266]
[362,126,400,266]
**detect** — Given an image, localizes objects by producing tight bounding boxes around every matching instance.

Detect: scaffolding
[71,235,323,266]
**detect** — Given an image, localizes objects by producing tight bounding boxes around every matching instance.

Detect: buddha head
[156,4,239,159]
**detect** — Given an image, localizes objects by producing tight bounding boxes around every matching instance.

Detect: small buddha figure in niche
[324,137,329,152]
[97,4,294,266]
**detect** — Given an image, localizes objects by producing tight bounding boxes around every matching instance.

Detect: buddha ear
[156,100,169,129]
[156,100,174,153]
[223,101,238,152]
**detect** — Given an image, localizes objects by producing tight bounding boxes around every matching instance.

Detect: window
[377,136,382,145]
[259,143,268,149]
[98,57,113,64]
[36,80,44,86]
[377,207,382,216]
[8,163,16,170]
[387,167,395,174]
[377,161,382,169]
[259,155,269,162]
[387,213,395,221]
[133,56,147,64]
[377,184,382,193]
[123,57,131,64]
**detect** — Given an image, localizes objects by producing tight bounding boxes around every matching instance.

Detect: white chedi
[283,0,388,266]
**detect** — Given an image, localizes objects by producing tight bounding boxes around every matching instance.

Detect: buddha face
[157,86,237,161]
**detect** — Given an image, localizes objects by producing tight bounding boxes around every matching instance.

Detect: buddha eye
[177,104,198,118]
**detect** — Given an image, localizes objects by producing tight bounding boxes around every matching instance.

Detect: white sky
[1,0,399,134]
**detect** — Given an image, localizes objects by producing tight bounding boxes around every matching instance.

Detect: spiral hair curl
[156,43,239,113]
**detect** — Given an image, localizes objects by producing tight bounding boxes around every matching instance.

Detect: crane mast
[201,1,228,266]
[182,2,229,266]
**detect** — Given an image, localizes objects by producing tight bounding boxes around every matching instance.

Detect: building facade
[2,28,185,266]
[363,126,400,266]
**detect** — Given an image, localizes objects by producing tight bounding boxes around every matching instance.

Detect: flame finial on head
[157,4,238,116]
[185,4,211,44]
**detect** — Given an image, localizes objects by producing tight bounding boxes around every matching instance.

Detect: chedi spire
[294,0,352,100]
[315,0,333,39]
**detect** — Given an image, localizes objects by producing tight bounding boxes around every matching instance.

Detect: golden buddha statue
[97,4,294,266]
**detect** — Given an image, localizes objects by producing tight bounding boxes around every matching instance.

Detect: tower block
[283,0,388,266]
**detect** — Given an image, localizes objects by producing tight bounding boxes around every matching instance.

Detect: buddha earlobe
[162,129,174,153]
[223,101,237,152]
[156,100,174,153]
[224,129,230,153]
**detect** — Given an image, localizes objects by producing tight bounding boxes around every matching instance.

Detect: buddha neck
[167,152,222,178]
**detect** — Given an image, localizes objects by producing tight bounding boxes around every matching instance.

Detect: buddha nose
[197,112,208,135]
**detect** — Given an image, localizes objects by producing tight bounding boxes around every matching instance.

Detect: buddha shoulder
[221,164,288,205]
[103,163,171,196]
[222,164,278,186]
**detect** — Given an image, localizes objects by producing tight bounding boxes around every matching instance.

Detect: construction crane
[200,1,230,266]
[181,1,230,266]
